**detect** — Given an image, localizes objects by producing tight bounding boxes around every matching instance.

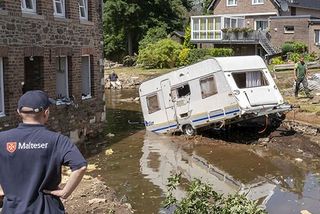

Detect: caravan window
[200,76,218,99]
[146,94,160,114]
[173,84,191,99]
[232,70,269,89]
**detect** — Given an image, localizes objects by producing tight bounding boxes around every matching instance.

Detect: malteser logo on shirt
[6,142,48,153]
[6,142,17,153]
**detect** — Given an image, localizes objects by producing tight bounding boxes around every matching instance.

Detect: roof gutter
[207,0,216,13]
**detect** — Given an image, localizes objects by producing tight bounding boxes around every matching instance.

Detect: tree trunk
[127,31,133,56]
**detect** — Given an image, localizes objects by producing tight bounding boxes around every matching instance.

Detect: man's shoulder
[0,128,18,138]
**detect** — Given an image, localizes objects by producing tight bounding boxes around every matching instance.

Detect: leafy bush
[164,174,267,214]
[304,52,318,62]
[137,39,182,68]
[138,25,168,51]
[178,48,191,66]
[271,56,284,65]
[187,48,234,64]
[289,52,301,63]
[282,41,308,55]
[187,48,209,64]
[122,54,137,67]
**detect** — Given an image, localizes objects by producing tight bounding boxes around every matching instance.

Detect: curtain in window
[246,71,262,87]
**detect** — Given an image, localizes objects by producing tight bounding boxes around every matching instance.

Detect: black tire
[183,124,196,136]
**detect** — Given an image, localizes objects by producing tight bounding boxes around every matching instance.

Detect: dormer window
[252,0,264,5]
[79,0,88,20]
[21,0,37,13]
[53,0,65,17]
[227,0,237,6]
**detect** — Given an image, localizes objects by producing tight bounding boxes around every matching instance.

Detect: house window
[200,76,218,99]
[21,0,37,13]
[53,0,65,17]
[81,56,92,99]
[227,0,237,6]
[56,56,69,99]
[252,0,264,5]
[284,26,294,34]
[0,58,4,116]
[146,94,160,114]
[232,71,269,89]
[255,20,268,30]
[79,0,88,20]
[315,30,320,45]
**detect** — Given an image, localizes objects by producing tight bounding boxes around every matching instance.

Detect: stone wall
[0,0,106,143]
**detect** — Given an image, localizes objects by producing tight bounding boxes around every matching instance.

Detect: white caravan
[139,56,291,135]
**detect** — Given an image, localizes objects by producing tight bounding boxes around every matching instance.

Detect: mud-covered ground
[64,177,133,214]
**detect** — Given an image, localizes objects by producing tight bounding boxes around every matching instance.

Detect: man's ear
[44,108,50,117]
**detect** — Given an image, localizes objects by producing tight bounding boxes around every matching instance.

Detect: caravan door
[160,79,178,128]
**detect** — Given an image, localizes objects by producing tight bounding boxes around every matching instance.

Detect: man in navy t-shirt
[0,90,87,213]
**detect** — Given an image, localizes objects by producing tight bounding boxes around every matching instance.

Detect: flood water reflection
[88,89,320,214]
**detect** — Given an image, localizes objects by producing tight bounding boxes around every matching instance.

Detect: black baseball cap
[18,90,56,113]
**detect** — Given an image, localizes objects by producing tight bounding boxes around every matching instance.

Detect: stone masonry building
[0,0,106,143]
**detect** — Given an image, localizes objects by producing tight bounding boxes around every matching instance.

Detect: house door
[24,56,44,93]
[160,79,177,125]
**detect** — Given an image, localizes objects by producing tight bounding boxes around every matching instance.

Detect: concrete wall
[0,0,106,143]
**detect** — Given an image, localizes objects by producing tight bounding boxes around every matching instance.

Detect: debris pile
[308,73,320,92]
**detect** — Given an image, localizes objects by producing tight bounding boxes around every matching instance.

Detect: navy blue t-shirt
[0,123,87,214]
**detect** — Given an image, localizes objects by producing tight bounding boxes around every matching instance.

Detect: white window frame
[53,0,65,17]
[227,0,237,6]
[284,25,294,34]
[315,30,320,45]
[252,0,264,5]
[79,0,88,20]
[254,20,268,30]
[81,55,92,100]
[0,58,5,117]
[21,0,37,13]
[55,56,69,99]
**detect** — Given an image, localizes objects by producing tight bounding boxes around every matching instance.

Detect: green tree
[103,0,192,62]
[183,26,195,49]
[138,25,168,51]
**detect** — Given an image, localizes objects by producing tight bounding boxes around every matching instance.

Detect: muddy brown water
[86,89,320,214]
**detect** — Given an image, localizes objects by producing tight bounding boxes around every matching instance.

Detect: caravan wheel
[183,124,196,136]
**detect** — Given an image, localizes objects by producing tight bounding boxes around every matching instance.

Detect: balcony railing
[191,28,273,42]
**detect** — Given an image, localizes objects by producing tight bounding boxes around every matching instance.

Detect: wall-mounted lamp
[29,56,34,61]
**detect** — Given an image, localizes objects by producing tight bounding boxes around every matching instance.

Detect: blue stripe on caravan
[225,109,240,115]
[152,124,177,132]
[209,113,224,119]
[193,109,240,122]
[152,109,241,132]
[192,116,209,123]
